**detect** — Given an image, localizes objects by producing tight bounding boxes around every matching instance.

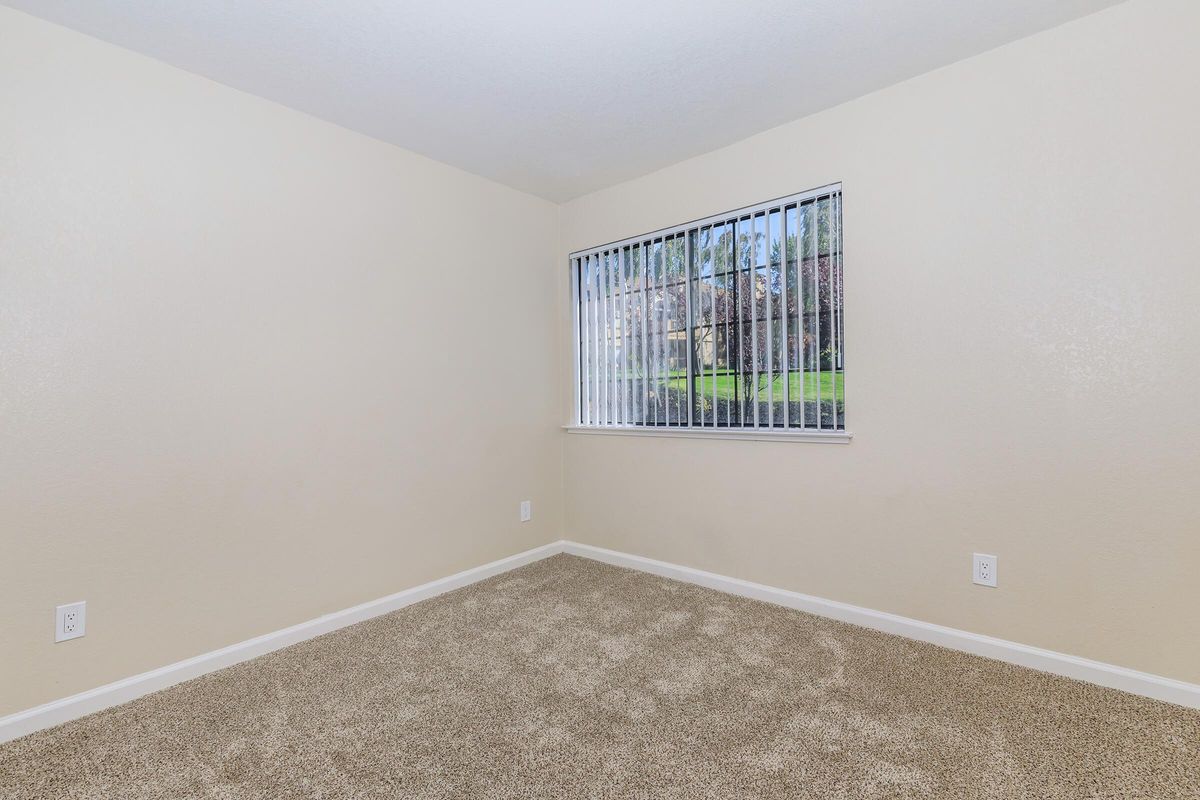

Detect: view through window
[572,185,844,432]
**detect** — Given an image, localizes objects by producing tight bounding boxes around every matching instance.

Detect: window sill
[562,426,852,444]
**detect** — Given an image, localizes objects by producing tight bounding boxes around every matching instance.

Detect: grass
[668,370,843,403]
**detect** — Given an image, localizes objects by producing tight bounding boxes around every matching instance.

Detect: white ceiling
[7,0,1124,201]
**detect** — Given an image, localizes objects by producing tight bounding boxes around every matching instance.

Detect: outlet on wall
[55,601,87,642]
[972,553,997,588]
[519,500,532,522]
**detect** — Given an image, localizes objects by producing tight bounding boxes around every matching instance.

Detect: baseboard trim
[562,540,1200,710]
[0,541,566,744]
[7,537,1195,744]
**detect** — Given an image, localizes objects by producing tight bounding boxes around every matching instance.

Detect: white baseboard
[6,537,1195,745]
[0,541,566,744]
[562,540,1200,710]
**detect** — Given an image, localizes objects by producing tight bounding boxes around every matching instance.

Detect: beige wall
[4,0,1197,721]
[561,0,1200,683]
[0,7,563,716]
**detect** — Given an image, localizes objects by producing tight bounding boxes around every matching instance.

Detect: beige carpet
[2,554,1197,799]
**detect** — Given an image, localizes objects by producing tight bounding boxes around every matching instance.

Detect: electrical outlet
[55,601,87,642]
[972,553,997,588]
[520,500,532,522]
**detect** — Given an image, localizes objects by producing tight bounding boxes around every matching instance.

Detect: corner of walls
[550,201,568,544]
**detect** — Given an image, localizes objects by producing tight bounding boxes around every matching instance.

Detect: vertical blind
[571,184,843,432]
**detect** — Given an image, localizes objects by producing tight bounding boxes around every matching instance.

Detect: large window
[571,185,844,435]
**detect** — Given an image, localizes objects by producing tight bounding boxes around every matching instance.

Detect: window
[571,184,844,437]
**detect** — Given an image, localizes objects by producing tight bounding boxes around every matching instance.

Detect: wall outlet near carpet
[519,500,531,522]
[55,602,87,642]
[972,554,997,588]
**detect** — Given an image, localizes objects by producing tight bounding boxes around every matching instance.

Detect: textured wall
[561,0,1200,683]
[4,0,1197,724]
[0,8,562,716]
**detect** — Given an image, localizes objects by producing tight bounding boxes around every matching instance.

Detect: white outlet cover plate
[519,501,532,522]
[56,601,87,642]
[972,553,998,588]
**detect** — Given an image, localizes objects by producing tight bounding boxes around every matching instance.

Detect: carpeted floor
[2,554,1198,799]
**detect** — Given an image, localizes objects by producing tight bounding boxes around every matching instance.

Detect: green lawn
[668,370,843,403]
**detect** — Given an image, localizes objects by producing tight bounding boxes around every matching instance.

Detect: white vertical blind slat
[624,248,633,424]
[829,193,839,430]
[590,254,600,426]
[780,208,790,428]
[708,226,717,428]
[600,252,609,425]
[609,250,618,425]
[641,242,649,426]
[749,217,758,428]
[661,239,670,426]
[735,222,744,427]
[580,256,589,425]
[576,260,585,429]
[765,212,774,427]
[684,232,694,428]
[815,198,824,431]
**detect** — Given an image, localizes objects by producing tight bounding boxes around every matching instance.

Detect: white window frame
[567,183,850,443]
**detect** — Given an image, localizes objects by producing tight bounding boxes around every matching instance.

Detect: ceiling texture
[6,0,1125,201]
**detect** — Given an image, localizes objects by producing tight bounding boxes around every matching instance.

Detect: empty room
[1,0,1198,797]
